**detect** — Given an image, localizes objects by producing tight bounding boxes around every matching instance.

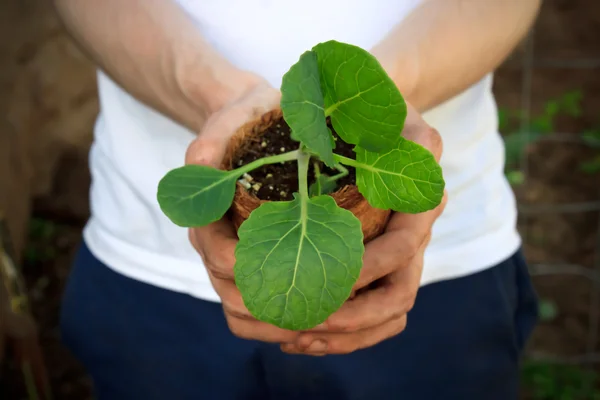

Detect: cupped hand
[281,102,448,356]
[186,76,300,344]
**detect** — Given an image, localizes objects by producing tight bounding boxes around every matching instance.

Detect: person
[54,0,542,399]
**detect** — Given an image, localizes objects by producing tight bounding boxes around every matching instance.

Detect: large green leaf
[339,137,445,213]
[157,165,237,227]
[281,51,335,166]
[234,194,364,330]
[313,40,407,152]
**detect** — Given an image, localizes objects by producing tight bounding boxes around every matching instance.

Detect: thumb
[185,85,281,168]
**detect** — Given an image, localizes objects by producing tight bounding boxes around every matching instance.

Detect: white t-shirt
[83,0,521,302]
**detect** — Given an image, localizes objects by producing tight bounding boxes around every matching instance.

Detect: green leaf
[339,137,445,213]
[580,155,600,174]
[538,299,558,322]
[281,51,335,166]
[313,40,406,152]
[234,194,364,330]
[157,165,237,227]
[506,170,525,186]
[503,132,541,168]
[309,174,338,197]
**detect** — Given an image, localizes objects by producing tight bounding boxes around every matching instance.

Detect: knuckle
[203,251,235,280]
[188,229,200,252]
[421,231,433,248]
[426,126,443,158]
[400,290,418,313]
[224,316,247,339]
[394,316,408,335]
[438,191,449,212]
[223,303,252,321]
[397,231,420,261]
[207,263,232,280]
[185,136,225,167]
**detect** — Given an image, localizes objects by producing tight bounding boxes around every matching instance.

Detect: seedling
[157,40,445,330]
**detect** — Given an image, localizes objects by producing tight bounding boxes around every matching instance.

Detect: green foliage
[522,361,600,400]
[280,50,334,166]
[235,194,364,330]
[538,299,558,322]
[580,129,600,173]
[311,41,407,153]
[308,162,344,197]
[157,166,239,227]
[348,139,444,213]
[157,40,445,330]
[499,89,600,184]
[24,218,60,263]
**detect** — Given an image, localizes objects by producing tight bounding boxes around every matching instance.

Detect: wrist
[176,54,265,120]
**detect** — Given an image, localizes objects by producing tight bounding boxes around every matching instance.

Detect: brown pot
[221,108,391,243]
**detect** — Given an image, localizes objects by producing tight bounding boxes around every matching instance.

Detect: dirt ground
[2,0,600,399]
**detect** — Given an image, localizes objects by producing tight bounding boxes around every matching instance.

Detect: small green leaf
[580,155,600,174]
[157,165,237,227]
[342,137,444,213]
[234,194,364,330]
[313,40,406,152]
[506,170,525,186]
[309,174,338,197]
[538,299,558,321]
[281,51,335,166]
[503,132,541,168]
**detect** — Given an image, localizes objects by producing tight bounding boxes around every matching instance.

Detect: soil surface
[233,117,356,201]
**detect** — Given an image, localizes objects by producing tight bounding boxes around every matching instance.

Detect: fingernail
[306,339,328,353]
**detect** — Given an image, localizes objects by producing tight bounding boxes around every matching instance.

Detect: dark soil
[233,117,356,201]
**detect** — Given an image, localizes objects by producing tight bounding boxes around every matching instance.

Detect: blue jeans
[60,242,538,400]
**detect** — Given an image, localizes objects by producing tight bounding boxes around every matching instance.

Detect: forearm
[373,0,541,112]
[53,0,258,132]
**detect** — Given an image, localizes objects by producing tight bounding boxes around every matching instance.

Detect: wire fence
[516,31,600,366]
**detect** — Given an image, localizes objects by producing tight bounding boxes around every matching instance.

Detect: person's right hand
[185,76,301,344]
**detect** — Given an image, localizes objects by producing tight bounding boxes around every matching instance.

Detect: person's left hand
[280,102,448,356]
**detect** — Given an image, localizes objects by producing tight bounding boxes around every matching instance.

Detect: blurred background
[1,0,599,399]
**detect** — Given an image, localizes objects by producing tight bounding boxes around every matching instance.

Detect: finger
[350,190,445,296]
[212,276,299,343]
[186,85,281,168]
[402,102,443,161]
[282,315,407,356]
[353,193,444,291]
[206,276,254,320]
[189,220,238,280]
[314,256,422,334]
[224,313,299,344]
[354,226,428,291]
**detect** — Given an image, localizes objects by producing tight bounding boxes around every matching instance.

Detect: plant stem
[235,150,299,175]
[297,149,310,199]
[332,154,361,169]
[326,163,349,182]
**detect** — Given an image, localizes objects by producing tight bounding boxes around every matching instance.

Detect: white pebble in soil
[238,179,251,190]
